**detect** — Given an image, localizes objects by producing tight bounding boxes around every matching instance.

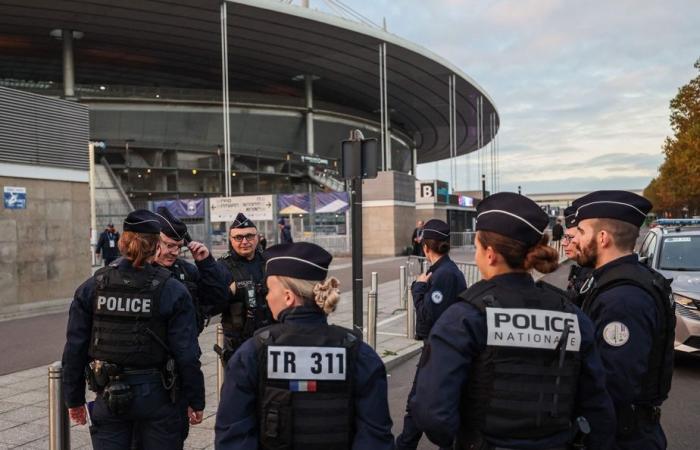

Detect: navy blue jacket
[214,306,394,450]
[169,255,231,316]
[411,272,616,450]
[61,258,206,411]
[584,255,665,408]
[412,255,467,339]
[95,229,120,259]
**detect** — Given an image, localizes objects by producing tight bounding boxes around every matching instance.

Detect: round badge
[431,291,444,304]
[603,322,630,347]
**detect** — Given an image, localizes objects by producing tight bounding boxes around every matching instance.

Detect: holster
[617,405,661,436]
[103,375,133,416]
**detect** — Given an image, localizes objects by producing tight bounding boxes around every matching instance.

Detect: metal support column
[378,42,390,171]
[305,74,314,155]
[88,142,97,266]
[62,30,75,98]
[220,1,232,197]
[378,43,385,171]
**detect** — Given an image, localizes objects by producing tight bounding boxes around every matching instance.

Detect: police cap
[573,190,651,227]
[476,192,548,247]
[422,219,450,242]
[264,242,332,281]
[154,207,188,241]
[123,209,161,234]
[231,213,256,229]
[564,206,577,229]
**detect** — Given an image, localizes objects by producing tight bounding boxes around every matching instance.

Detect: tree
[645,58,700,216]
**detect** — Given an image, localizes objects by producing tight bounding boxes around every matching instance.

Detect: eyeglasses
[562,234,575,243]
[231,233,257,243]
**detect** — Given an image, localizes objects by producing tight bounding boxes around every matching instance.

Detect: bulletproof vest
[457,279,583,447]
[581,261,675,405]
[219,252,270,337]
[89,264,171,368]
[566,265,592,307]
[254,322,359,450]
[169,259,206,334]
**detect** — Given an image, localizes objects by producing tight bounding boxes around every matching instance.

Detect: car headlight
[674,293,698,309]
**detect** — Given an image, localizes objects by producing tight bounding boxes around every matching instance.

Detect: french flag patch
[289,380,317,392]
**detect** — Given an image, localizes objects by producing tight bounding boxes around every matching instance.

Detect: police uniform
[397,219,467,450]
[216,213,272,361]
[572,191,674,450]
[563,206,592,306]
[411,192,616,450]
[154,207,230,335]
[61,210,205,450]
[215,242,394,450]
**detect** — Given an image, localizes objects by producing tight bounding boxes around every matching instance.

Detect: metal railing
[405,255,482,286]
[297,234,351,255]
[48,362,70,450]
[450,231,476,248]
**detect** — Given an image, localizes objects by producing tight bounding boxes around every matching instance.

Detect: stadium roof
[0,0,499,163]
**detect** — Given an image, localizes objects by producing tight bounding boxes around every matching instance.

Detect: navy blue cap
[264,242,332,281]
[123,209,161,234]
[231,213,256,229]
[154,207,187,240]
[564,206,577,229]
[278,218,286,225]
[422,219,450,241]
[573,190,651,227]
[476,192,548,246]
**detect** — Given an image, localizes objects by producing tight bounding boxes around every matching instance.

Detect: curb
[383,341,424,371]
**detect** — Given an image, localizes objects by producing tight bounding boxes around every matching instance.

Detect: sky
[311,0,700,194]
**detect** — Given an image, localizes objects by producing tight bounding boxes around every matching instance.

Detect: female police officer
[215,242,394,450]
[397,218,466,450]
[411,192,616,450]
[61,209,205,450]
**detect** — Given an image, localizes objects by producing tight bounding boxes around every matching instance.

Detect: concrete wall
[0,177,91,311]
[415,207,447,224]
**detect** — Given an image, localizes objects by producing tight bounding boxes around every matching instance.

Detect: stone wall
[0,177,91,311]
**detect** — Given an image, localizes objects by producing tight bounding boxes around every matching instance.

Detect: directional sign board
[210,195,274,222]
[4,186,27,209]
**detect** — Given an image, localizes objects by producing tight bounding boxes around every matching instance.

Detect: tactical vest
[566,265,592,307]
[254,322,359,450]
[89,264,171,368]
[169,259,206,334]
[581,262,675,405]
[219,252,270,337]
[457,279,582,447]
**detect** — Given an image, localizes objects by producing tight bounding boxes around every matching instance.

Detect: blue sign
[4,186,27,209]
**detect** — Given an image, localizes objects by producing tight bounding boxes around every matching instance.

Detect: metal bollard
[48,361,70,450]
[406,291,416,340]
[216,324,225,400]
[371,271,378,295]
[399,265,406,309]
[421,259,429,274]
[367,288,378,349]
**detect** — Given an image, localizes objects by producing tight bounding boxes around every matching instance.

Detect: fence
[296,234,351,255]
[450,231,476,248]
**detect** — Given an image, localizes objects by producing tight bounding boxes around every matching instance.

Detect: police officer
[215,242,394,450]
[397,218,466,450]
[153,207,230,334]
[570,190,674,449]
[562,205,592,306]
[216,213,272,363]
[411,192,616,450]
[62,209,205,450]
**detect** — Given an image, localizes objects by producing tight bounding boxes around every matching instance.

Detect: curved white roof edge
[228,0,499,117]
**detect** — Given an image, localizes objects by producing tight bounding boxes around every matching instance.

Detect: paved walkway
[0,275,422,450]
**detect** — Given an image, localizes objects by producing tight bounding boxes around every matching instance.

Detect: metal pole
[305,75,314,155]
[62,30,74,98]
[88,142,97,266]
[216,324,225,400]
[378,43,385,171]
[351,176,363,335]
[367,272,378,350]
[371,271,378,294]
[220,1,231,197]
[382,42,391,171]
[399,265,406,309]
[48,361,70,450]
[406,289,415,339]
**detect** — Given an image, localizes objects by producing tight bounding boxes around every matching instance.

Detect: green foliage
[645,59,700,216]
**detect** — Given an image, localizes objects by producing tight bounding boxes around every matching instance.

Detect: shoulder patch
[602,321,630,347]
[431,291,444,304]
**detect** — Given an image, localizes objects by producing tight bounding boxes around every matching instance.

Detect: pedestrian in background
[96,222,120,266]
[411,220,424,256]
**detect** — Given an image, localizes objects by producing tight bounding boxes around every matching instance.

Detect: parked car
[638,219,700,354]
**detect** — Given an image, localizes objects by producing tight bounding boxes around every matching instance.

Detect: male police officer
[563,205,592,306]
[154,207,229,335]
[411,192,615,450]
[62,210,204,449]
[397,219,466,450]
[571,190,674,449]
[216,213,272,363]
